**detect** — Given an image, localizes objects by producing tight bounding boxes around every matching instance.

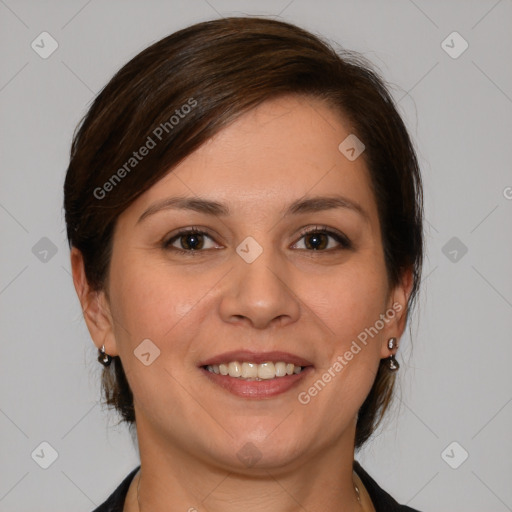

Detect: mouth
[198,350,314,399]
[203,361,305,379]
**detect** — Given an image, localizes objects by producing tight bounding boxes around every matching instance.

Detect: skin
[72,95,412,512]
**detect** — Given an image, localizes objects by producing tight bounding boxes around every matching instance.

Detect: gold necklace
[354,481,361,504]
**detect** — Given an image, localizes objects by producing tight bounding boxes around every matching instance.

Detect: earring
[387,337,398,350]
[386,337,399,371]
[98,344,113,366]
[387,354,400,371]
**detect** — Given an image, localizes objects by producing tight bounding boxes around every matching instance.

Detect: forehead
[126,95,378,222]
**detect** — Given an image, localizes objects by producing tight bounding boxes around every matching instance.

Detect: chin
[210,426,308,471]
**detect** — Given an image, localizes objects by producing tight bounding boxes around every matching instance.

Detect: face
[75,95,410,472]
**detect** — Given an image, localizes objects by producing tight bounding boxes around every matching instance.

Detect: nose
[218,242,301,330]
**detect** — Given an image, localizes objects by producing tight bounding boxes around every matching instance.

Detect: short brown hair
[64,16,423,449]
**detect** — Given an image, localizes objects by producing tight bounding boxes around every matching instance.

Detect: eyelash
[162,225,352,256]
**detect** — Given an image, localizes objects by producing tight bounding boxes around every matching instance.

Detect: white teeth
[274,362,287,377]
[228,361,242,377]
[206,361,305,379]
[257,362,275,379]
[241,362,258,378]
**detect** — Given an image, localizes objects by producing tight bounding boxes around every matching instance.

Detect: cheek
[108,253,221,357]
[300,251,389,413]
[298,266,388,424]
[310,256,389,344]
[106,256,214,416]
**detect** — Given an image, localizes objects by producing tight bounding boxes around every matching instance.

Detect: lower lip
[200,366,313,399]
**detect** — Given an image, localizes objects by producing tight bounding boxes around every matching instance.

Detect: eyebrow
[137,194,368,224]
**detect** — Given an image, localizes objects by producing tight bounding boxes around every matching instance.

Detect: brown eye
[177,232,205,251]
[304,232,328,250]
[293,227,351,251]
[163,228,219,254]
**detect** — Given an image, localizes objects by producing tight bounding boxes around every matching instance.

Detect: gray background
[1,0,511,511]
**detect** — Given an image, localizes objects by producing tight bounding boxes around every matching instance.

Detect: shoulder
[90,466,140,512]
[353,460,423,512]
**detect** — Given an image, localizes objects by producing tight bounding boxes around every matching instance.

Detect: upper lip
[198,350,314,367]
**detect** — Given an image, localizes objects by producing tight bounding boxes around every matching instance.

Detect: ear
[379,267,414,359]
[70,247,118,357]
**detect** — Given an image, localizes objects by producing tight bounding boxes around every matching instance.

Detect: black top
[91,461,421,511]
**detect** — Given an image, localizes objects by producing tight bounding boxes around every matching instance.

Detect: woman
[64,16,423,512]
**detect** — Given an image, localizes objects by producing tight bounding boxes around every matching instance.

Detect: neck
[124,414,365,512]
[128,416,364,512]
